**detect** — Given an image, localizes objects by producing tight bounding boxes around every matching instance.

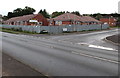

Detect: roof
[5,14,40,23]
[81,16,100,22]
[50,13,100,22]
[50,13,83,21]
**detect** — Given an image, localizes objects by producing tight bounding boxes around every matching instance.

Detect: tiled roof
[50,13,83,21]
[81,16,100,22]
[5,14,39,22]
[50,13,100,22]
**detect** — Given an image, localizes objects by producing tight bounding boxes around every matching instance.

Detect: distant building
[100,16,117,26]
[5,14,48,26]
[0,14,2,24]
[80,16,101,25]
[49,13,100,26]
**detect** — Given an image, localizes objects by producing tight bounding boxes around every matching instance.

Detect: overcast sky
[0,0,119,16]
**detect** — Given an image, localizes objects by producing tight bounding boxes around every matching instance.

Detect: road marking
[71,51,119,64]
[88,45,118,51]
[77,43,118,51]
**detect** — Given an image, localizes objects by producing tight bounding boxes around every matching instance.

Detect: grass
[110,26,120,28]
[0,27,39,34]
[63,29,108,34]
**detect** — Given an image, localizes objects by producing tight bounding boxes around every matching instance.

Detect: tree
[51,11,65,18]
[7,12,15,18]
[38,9,50,18]
[2,16,8,21]
[22,6,36,15]
[66,11,70,13]
[71,11,81,16]
[95,13,103,20]
[13,8,22,13]
[6,6,36,19]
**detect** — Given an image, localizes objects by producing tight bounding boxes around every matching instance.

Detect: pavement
[106,34,120,45]
[1,28,119,76]
[2,53,44,76]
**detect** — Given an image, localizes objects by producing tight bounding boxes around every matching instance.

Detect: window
[50,21,53,25]
[39,22,42,25]
[55,21,59,25]
[59,21,62,25]
[76,22,80,24]
[55,21,62,25]
[20,21,23,25]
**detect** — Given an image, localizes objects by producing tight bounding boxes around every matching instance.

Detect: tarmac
[2,53,44,76]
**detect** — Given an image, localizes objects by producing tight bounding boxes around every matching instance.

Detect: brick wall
[100,18,116,26]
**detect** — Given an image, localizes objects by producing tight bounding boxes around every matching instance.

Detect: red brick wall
[62,21,71,25]
[100,18,116,26]
[33,14,48,26]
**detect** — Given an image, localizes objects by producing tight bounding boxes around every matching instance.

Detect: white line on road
[71,51,119,64]
[88,45,118,51]
[77,43,118,52]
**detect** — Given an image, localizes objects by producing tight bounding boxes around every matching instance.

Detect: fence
[0,24,109,34]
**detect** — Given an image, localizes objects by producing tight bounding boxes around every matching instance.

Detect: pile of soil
[106,34,120,44]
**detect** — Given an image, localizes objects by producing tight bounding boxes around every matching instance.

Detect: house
[49,13,82,26]
[100,16,117,26]
[49,13,101,26]
[5,14,48,26]
[80,16,101,25]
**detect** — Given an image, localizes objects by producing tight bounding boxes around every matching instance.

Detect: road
[45,29,119,50]
[1,29,119,76]
[0,32,2,77]
[2,53,44,76]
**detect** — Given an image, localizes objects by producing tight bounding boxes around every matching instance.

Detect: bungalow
[100,16,117,26]
[49,13,100,26]
[81,16,101,25]
[5,14,48,26]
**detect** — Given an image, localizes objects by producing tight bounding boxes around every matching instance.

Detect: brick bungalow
[81,16,101,25]
[5,14,48,26]
[49,13,100,26]
[100,16,117,26]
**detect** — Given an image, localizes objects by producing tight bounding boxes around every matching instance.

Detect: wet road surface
[1,29,119,76]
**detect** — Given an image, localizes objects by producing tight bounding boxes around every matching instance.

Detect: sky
[0,0,120,16]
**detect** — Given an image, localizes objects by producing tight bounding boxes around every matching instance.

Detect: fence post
[101,24,102,30]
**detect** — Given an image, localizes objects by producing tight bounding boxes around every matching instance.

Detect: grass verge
[110,26,120,28]
[0,27,39,34]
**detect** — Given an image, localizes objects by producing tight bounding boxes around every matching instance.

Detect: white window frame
[55,21,62,25]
